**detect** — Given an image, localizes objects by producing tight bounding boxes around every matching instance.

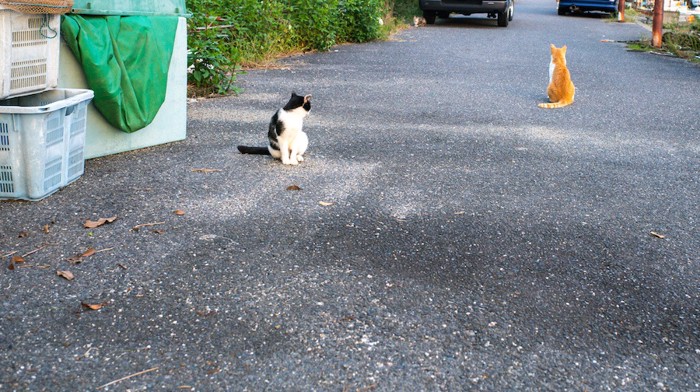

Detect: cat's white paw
[297,155,304,162]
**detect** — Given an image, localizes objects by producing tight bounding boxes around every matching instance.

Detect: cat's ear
[304,95,311,104]
[562,45,567,52]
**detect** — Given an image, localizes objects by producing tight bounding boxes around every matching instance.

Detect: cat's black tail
[237,145,271,155]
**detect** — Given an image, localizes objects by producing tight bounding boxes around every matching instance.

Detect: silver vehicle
[419,0,515,27]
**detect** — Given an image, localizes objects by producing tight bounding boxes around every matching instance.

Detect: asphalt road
[2,0,699,390]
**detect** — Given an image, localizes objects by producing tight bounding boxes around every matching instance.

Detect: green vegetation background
[186,0,421,95]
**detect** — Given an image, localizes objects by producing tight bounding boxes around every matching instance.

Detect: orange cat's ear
[562,45,567,52]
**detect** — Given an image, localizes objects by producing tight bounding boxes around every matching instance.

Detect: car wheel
[438,12,450,19]
[423,11,436,24]
[497,10,509,26]
[508,4,514,21]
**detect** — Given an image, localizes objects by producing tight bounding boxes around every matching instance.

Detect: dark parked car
[419,0,515,27]
[556,0,618,15]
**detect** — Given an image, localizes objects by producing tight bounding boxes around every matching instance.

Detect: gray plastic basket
[0,88,94,201]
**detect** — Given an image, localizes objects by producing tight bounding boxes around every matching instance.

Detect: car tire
[508,4,514,21]
[497,10,509,27]
[438,12,450,19]
[423,11,436,24]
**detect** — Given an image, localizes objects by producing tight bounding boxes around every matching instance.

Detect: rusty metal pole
[618,0,625,22]
[652,0,664,47]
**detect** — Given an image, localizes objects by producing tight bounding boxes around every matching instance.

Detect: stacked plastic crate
[0,1,94,201]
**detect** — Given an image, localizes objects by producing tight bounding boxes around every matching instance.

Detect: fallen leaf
[81,301,106,311]
[67,248,97,264]
[66,255,83,264]
[42,224,50,234]
[174,209,186,216]
[152,229,165,234]
[650,231,666,239]
[11,255,25,264]
[84,216,117,229]
[131,222,165,232]
[287,185,302,191]
[18,231,29,238]
[319,201,334,207]
[57,270,75,281]
[81,248,97,258]
[191,168,222,173]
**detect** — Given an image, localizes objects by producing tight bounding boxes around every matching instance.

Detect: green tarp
[61,15,178,133]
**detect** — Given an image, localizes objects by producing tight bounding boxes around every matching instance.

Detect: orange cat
[538,44,575,109]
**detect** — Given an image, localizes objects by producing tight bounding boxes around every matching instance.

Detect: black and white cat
[237,92,312,165]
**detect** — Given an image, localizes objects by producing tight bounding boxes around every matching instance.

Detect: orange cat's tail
[538,100,573,109]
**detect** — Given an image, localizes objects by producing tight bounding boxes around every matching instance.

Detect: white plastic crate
[0,7,60,99]
[0,88,94,201]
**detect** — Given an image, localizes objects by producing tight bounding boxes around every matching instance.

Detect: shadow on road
[430,15,506,28]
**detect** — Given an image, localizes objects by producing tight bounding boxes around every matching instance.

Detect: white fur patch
[276,107,309,165]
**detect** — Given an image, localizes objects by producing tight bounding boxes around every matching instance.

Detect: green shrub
[286,0,339,52]
[186,0,417,95]
[337,0,384,43]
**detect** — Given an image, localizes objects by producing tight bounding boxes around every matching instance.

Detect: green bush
[286,0,339,52]
[186,0,419,95]
[337,0,384,43]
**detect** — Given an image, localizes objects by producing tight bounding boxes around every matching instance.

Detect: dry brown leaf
[57,270,74,281]
[11,255,25,264]
[18,231,29,238]
[287,185,302,191]
[84,216,117,229]
[42,224,50,234]
[191,168,222,173]
[319,201,334,207]
[650,231,666,239]
[174,209,186,216]
[66,255,83,264]
[152,229,165,234]
[131,221,165,232]
[81,301,106,311]
[67,248,98,264]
